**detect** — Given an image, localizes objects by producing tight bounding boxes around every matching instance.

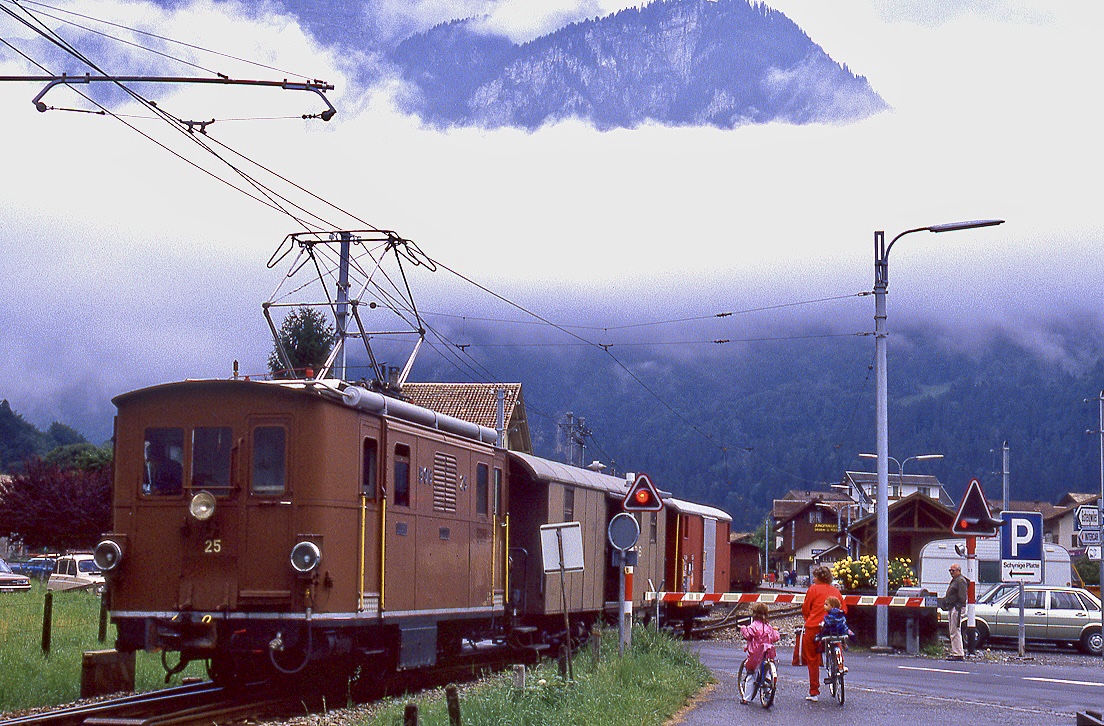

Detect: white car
[47,554,105,594]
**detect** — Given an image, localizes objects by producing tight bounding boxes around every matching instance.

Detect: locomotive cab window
[142,427,183,496]
[192,427,233,493]
[476,463,489,516]
[362,438,378,499]
[251,426,287,494]
[393,444,411,507]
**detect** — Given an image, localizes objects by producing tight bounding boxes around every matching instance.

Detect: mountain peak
[388,0,886,130]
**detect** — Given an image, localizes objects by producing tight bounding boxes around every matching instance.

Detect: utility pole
[1002,441,1010,512]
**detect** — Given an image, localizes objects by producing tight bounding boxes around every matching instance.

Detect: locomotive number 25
[204,539,222,554]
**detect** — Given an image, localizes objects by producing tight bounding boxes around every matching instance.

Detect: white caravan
[919,537,1073,598]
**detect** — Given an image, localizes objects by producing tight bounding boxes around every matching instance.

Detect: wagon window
[142,427,183,496]
[251,426,286,494]
[563,486,575,521]
[650,513,658,544]
[192,427,232,493]
[393,444,411,507]
[493,468,503,516]
[362,438,378,500]
[476,463,489,516]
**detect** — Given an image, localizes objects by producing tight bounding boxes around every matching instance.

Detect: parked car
[12,555,58,582]
[47,554,105,593]
[0,558,32,592]
[940,585,1102,655]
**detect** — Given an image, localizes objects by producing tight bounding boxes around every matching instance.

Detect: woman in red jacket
[801,564,846,702]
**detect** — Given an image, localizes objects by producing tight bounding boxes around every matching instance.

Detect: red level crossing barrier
[645,591,935,608]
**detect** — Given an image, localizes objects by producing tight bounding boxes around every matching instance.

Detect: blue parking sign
[1000,511,1043,583]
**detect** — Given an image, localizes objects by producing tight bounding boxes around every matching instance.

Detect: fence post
[512,664,526,690]
[445,683,462,726]
[591,625,601,667]
[98,591,109,643]
[558,645,568,678]
[403,702,418,726]
[41,591,53,655]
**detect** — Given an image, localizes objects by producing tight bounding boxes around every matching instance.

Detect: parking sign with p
[1000,511,1043,583]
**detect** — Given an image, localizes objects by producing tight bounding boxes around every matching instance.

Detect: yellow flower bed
[831,555,916,592]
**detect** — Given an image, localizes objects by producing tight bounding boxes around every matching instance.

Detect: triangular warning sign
[623,473,663,512]
[951,478,1003,536]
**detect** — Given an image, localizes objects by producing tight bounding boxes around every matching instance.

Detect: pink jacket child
[739,606,781,672]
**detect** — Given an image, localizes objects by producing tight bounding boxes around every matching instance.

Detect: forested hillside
[415,330,1104,530]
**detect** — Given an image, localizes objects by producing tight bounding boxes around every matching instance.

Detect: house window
[809,509,823,524]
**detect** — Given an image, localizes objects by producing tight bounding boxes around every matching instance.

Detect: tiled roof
[401,382,532,452]
[1056,492,1098,507]
[986,499,1066,521]
[402,382,522,430]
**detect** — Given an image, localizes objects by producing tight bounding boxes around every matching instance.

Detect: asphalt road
[676,642,1104,725]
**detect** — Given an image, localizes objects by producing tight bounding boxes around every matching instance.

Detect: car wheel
[974,621,989,649]
[1080,628,1102,656]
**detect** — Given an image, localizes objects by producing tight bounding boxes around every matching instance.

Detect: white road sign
[1076,505,1099,530]
[1080,529,1102,546]
[1088,546,1101,562]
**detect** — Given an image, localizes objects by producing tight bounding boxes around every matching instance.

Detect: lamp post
[1088,391,1104,658]
[872,219,1003,649]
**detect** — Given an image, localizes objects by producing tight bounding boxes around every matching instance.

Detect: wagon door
[239,419,295,602]
[702,517,717,593]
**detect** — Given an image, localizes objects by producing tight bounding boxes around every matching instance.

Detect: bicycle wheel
[758,660,777,709]
[832,644,845,706]
[825,643,838,699]
[736,662,757,702]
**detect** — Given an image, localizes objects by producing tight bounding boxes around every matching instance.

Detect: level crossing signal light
[951,478,1004,536]
[623,473,663,512]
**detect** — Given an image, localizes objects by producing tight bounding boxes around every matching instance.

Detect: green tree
[44,443,112,471]
[267,306,335,379]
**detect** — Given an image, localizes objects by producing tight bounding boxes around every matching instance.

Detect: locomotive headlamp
[290,541,322,573]
[93,539,123,572]
[189,491,217,521]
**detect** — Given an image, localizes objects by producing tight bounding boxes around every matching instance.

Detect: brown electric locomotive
[96,377,508,680]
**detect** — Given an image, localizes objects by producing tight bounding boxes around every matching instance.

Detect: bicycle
[820,635,847,705]
[737,654,777,708]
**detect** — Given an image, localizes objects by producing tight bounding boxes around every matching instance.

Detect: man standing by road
[945,563,968,660]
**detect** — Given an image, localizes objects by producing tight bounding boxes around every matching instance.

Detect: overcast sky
[1,0,1101,442]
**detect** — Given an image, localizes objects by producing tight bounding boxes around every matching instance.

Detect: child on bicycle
[816,596,854,672]
[738,602,781,704]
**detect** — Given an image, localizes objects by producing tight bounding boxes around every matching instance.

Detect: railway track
[690,602,803,637]
[2,681,289,726]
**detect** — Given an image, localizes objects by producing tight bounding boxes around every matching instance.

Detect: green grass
[358,626,712,726]
[0,582,204,713]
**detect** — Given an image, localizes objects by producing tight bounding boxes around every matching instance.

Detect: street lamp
[872,219,1004,650]
[858,453,944,495]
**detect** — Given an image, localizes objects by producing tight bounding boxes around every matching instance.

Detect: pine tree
[267,306,335,379]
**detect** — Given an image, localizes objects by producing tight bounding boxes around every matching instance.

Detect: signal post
[950,478,1003,653]
[616,473,663,655]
